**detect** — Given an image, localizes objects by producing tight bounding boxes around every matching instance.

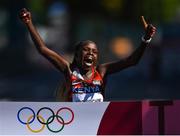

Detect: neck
[80,67,94,79]
[80,67,91,75]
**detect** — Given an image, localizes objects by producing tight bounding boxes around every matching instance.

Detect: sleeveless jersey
[70,68,104,102]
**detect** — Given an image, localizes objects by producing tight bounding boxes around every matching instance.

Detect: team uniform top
[70,67,104,102]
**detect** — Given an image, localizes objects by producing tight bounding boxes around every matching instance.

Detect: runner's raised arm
[19,8,70,73]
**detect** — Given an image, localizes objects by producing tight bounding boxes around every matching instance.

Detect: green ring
[46,115,65,133]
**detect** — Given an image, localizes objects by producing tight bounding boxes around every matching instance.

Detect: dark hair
[74,40,96,52]
[71,40,97,67]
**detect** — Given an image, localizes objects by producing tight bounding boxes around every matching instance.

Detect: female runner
[19,8,156,102]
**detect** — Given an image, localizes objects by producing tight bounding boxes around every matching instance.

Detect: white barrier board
[0,102,109,135]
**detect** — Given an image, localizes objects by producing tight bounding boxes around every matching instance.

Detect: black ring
[36,107,55,125]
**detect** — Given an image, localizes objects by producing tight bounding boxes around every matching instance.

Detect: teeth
[85,62,92,66]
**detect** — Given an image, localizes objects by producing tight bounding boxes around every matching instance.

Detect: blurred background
[0,0,180,101]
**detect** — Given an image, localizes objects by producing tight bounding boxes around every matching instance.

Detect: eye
[83,48,89,52]
[93,49,98,54]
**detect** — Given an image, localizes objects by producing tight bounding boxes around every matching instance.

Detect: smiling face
[75,42,98,71]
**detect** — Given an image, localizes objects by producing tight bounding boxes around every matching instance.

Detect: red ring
[56,107,74,125]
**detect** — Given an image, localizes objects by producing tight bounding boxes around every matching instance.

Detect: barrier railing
[0,100,179,135]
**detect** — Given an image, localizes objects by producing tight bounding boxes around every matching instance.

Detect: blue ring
[17,107,35,125]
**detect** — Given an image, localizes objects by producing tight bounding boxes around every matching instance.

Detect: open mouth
[84,57,93,67]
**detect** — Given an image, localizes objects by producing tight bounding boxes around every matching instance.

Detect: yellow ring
[26,115,45,133]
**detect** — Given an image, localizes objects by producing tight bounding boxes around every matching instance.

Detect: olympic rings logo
[17,107,74,133]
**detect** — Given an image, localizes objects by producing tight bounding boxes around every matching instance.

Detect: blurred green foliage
[0,0,179,23]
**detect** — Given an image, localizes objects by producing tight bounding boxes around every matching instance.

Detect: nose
[88,49,93,55]
[90,50,93,54]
